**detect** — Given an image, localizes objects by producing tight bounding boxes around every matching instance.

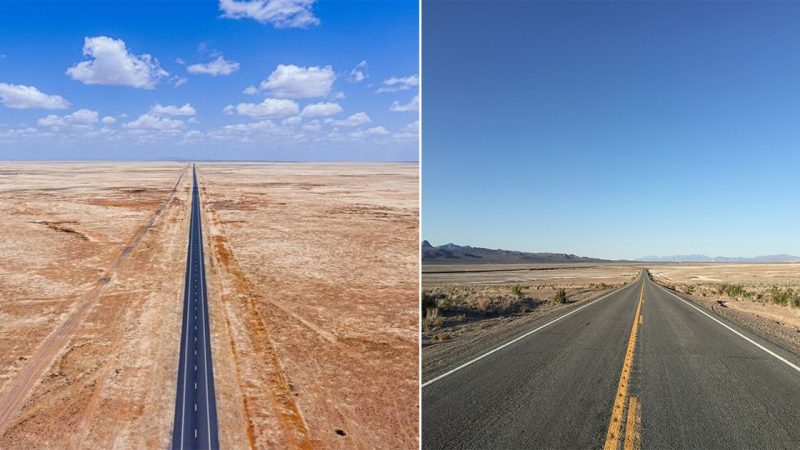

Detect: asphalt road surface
[422,271,800,449]
[171,165,219,450]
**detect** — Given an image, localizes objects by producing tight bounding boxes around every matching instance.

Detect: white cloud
[394,120,419,139]
[102,116,117,124]
[66,36,168,89]
[282,116,302,126]
[350,126,389,139]
[187,56,240,76]
[348,60,368,83]
[376,74,419,93]
[390,95,419,112]
[260,64,335,98]
[223,97,299,117]
[124,113,184,130]
[329,112,370,127]
[300,101,342,117]
[0,83,69,110]
[301,119,320,132]
[151,103,196,116]
[243,85,259,95]
[219,0,319,28]
[37,109,100,128]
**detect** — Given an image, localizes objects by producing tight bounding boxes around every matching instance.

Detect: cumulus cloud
[376,74,419,93]
[242,85,259,95]
[124,113,184,130]
[349,126,389,139]
[151,103,196,116]
[348,60,368,83]
[0,83,69,110]
[66,36,168,89]
[223,97,299,117]
[301,119,321,132]
[38,109,102,129]
[282,116,302,126]
[260,64,335,98]
[390,95,419,112]
[394,120,419,139]
[102,116,117,124]
[219,0,319,28]
[187,56,240,76]
[300,101,342,117]
[329,112,370,127]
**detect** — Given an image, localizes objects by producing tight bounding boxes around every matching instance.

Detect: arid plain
[422,262,800,378]
[0,162,418,449]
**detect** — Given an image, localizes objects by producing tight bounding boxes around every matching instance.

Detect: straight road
[422,271,800,449]
[172,165,219,450]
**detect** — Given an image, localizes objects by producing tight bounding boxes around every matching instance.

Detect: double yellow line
[603,283,644,450]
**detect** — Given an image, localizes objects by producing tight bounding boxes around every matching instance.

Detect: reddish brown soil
[199,163,419,449]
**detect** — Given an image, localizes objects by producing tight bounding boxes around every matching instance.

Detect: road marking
[198,195,214,450]
[194,429,198,438]
[178,194,195,450]
[421,282,635,388]
[658,285,800,374]
[624,396,641,450]
[603,283,644,450]
[194,382,197,390]
[194,403,197,411]
[639,315,643,325]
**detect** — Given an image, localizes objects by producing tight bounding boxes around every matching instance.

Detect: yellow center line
[624,396,641,450]
[603,283,644,450]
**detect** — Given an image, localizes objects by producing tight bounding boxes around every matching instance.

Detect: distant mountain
[637,254,800,263]
[421,241,611,264]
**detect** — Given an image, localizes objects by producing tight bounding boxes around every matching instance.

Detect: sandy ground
[0,163,190,448]
[0,162,419,449]
[649,263,800,352]
[198,163,419,449]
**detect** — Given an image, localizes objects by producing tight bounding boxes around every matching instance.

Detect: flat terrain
[198,163,419,449]
[422,264,639,376]
[0,162,419,449]
[423,272,800,449]
[0,163,190,448]
[650,263,800,354]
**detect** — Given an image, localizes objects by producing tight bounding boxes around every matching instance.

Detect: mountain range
[636,254,800,263]
[421,241,610,264]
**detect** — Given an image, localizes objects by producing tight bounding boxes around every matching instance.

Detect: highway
[171,165,219,450]
[422,271,800,449]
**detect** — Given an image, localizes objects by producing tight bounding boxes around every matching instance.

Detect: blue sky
[0,0,419,161]
[423,1,800,260]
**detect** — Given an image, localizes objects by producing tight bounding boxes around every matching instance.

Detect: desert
[0,162,419,449]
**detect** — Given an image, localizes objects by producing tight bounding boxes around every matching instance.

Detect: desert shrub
[422,291,437,316]
[684,284,695,295]
[768,286,800,307]
[476,297,493,314]
[511,284,523,299]
[552,288,568,304]
[717,283,749,300]
[423,307,444,329]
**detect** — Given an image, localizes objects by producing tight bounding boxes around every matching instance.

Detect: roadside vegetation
[656,278,800,308]
[421,282,616,334]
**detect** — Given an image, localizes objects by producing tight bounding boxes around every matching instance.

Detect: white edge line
[179,176,194,450]
[197,169,213,449]
[657,283,800,374]
[421,281,638,388]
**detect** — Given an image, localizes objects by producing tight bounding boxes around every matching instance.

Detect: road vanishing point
[422,271,800,449]
[171,164,219,450]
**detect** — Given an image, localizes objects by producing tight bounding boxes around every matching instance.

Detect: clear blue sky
[422,1,800,260]
[0,0,418,161]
